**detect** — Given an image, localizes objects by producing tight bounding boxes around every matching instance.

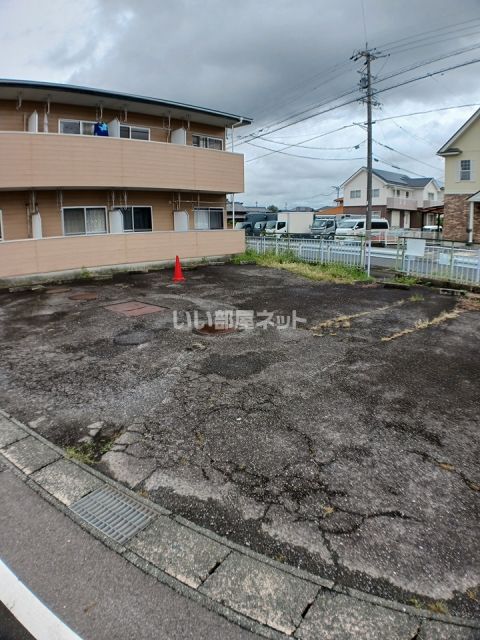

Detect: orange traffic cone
[173,255,185,283]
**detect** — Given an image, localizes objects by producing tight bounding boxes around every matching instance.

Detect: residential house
[341,167,443,228]
[437,108,480,243]
[0,79,251,280]
[315,197,344,217]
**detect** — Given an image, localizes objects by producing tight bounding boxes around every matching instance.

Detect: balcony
[0,132,244,193]
[386,197,418,211]
[422,199,443,209]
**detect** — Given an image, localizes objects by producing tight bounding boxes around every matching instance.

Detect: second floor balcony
[386,197,419,211]
[0,132,244,193]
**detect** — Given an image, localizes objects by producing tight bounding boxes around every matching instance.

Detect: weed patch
[381,308,464,342]
[66,437,114,465]
[232,249,372,284]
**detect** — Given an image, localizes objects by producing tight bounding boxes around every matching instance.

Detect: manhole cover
[70,485,154,544]
[105,300,166,317]
[194,323,238,336]
[69,292,98,301]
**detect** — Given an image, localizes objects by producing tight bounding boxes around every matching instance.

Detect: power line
[238,23,480,144]
[246,141,365,161]
[238,52,480,149]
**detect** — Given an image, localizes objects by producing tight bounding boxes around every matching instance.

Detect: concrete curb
[1,409,479,639]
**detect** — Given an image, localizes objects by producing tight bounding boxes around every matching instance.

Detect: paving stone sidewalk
[1,410,478,640]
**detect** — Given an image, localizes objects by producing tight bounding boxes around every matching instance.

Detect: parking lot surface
[0,264,478,618]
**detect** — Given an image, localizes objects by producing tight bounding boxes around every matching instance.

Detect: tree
[267,205,278,213]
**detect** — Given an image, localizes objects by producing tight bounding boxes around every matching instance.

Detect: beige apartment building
[438,107,480,243]
[0,80,251,280]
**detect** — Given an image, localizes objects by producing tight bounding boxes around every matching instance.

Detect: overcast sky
[2,0,480,208]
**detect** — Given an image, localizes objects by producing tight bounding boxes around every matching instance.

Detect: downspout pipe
[230,118,244,229]
[467,201,474,245]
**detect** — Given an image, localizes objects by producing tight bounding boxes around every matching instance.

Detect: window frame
[120,124,151,141]
[58,119,98,136]
[193,207,224,230]
[120,206,153,232]
[372,188,379,198]
[460,159,472,181]
[62,206,108,236]
[191,134,224,151]
[350,189,361,199]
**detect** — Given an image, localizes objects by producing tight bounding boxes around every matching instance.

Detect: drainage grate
[70,485,154,544]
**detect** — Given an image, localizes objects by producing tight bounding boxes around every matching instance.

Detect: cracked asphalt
[0,264,479,620]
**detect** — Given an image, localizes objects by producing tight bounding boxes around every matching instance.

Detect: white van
[335,217,389,240]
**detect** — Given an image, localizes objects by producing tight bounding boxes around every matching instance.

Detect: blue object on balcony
[94,122,109,136]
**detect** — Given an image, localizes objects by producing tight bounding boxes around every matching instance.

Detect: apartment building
[437,107,480,243]
[0,80,251,280]
[341,167,443,228]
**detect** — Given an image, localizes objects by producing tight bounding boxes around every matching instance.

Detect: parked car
[422,225,442,232]
[335,218,389,241]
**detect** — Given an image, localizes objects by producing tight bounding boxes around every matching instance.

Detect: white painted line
[0,558,83,640]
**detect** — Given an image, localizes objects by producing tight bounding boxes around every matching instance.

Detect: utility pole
[331,185,341,201]
[351,46,385,275]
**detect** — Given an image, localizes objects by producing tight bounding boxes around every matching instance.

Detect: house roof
[0,79,252,128]
[371,168,432,187]
[437,107,480,156]
[342,166,434,189]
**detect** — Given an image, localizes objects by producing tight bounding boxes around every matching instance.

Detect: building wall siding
[0,190,227,240]
[0,229,245,279]
[0,100,225,143]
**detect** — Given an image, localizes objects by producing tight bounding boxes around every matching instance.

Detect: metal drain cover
[70,485,154,544]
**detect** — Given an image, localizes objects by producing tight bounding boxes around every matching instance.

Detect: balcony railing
[0,132,244,193]
[422,199,444,208]
[386,197,418,210]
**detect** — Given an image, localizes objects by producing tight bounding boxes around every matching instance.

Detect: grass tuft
[66,438,113,465]
[232,249,372,284]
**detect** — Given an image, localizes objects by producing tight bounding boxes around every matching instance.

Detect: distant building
[341,167,443,229]
[226,201,267,224]
[315,198,344,217]
[437,108,480,243]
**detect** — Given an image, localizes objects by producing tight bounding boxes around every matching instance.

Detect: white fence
[246,236,365,268]
[396,237,480,286]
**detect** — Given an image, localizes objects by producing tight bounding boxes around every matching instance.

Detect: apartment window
[396,189,401,197]
[192,135,223,150]
[63,207,107,235]
[428,192,435,200]
[460,159,472,181]
[194,208,224,230]
[350,190,361,198]
[121,206,153,232]
[59,120,96,135]
[372,189,379,198]
[405,191,410,197]
[120,125,150,141]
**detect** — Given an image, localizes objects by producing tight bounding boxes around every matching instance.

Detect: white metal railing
[246,236,365,268]
[396,237,480,286]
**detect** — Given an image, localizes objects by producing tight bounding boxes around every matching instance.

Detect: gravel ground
[0,264,478,618]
